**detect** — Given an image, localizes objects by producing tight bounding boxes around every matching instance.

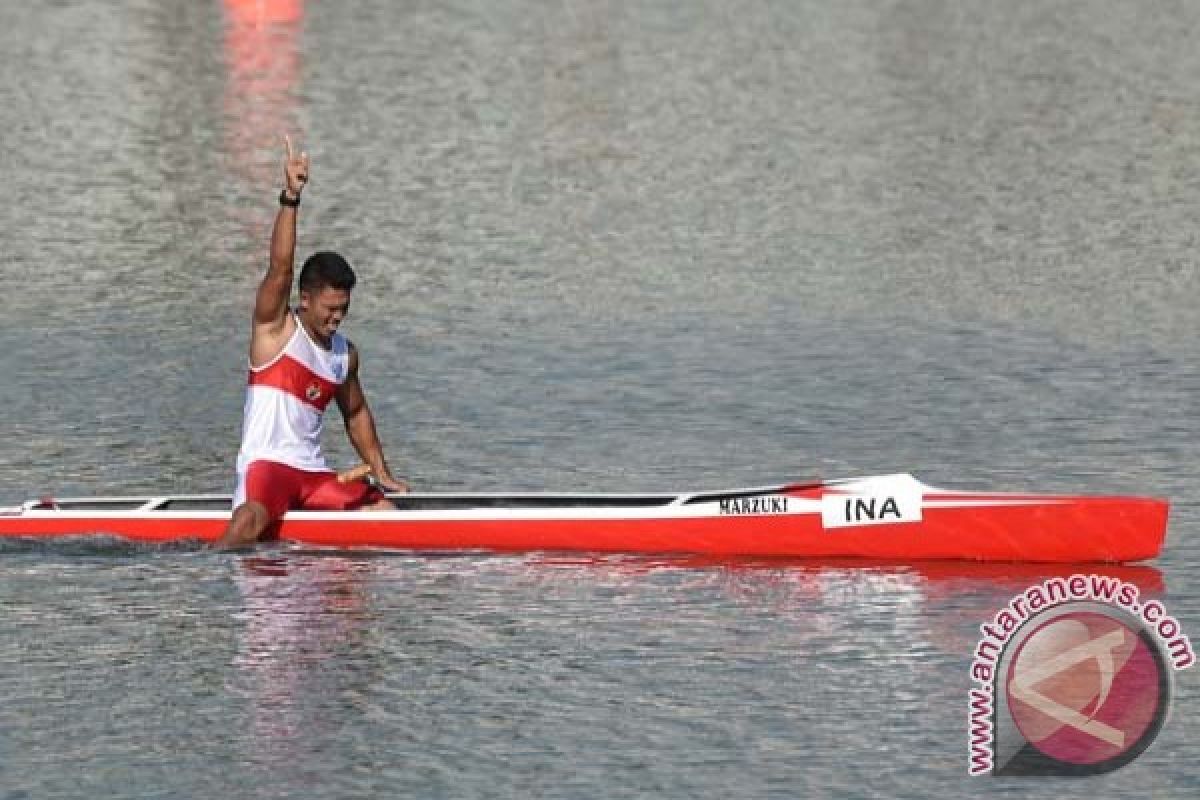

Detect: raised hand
[283,134,309,197]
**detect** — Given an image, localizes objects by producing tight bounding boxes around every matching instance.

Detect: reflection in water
[221,0,304,190]
[230,555,373,761]
[262,551,1166,664]
[219,550,1168,793]
[524,554,1165,604]
[512,554,1167,660]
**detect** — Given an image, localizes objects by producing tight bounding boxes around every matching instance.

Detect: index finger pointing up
[284,134,294,160]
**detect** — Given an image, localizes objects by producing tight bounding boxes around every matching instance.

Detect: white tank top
[237,314,351,473]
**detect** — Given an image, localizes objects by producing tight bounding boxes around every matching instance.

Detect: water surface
[1,0,1197,796]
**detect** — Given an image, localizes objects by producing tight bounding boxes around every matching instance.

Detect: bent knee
[234,501,271,528]
[215,502,274,549]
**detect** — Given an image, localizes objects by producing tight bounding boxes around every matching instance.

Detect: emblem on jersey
[306,382,322,402]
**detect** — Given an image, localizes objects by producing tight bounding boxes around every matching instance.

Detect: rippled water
[1,0,1198,796]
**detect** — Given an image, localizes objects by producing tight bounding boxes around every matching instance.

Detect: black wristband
[279,189,301,207]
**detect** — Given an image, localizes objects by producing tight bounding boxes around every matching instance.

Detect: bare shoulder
[249,312,296,368]
[344,338,360,373]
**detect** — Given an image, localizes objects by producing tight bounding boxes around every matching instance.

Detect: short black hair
[298,251,357,292]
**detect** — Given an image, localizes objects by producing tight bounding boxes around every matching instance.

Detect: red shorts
[235,460,385,521]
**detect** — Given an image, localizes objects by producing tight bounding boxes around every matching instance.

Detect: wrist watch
[279,189,301,207]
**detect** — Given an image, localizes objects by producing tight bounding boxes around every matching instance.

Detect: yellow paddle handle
[336,464,374,484]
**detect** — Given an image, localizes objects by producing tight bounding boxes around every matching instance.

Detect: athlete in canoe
[214,137,407,549]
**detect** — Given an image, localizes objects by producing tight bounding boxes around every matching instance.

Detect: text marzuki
[719,497,789,515]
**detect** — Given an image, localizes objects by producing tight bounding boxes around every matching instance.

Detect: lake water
[0,0,1197,796]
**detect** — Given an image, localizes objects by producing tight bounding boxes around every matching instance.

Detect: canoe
[0,473,1167,561]
[0,474,1167,562]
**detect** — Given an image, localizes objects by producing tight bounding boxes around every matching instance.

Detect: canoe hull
[0,474,1169,562]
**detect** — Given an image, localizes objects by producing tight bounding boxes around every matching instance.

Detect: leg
[213,501,272,550]
[303,475,394,512]
[213,461,297,550]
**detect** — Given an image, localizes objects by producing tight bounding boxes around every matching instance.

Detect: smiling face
[297,286,351,344]
[295,251,358,345]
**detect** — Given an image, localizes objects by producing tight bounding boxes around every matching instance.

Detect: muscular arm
[250,137,309,364]
[254,203,298,330]
[336,345,407,492]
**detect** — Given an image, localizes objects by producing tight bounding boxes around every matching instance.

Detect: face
[298,286,351,340]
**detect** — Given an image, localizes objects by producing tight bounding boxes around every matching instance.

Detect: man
[214,137,407,549]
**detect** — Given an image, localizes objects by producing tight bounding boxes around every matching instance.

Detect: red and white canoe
[0,474,1168,562]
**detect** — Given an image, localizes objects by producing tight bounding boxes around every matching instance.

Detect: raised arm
[253,136,309,331]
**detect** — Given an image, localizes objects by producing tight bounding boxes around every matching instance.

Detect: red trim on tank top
[248,354,339,411]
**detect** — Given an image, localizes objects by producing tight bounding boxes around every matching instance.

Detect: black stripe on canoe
[147,496,674,512]
[683,480,822,506]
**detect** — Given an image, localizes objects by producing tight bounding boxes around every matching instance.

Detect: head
[297,251,356,341]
